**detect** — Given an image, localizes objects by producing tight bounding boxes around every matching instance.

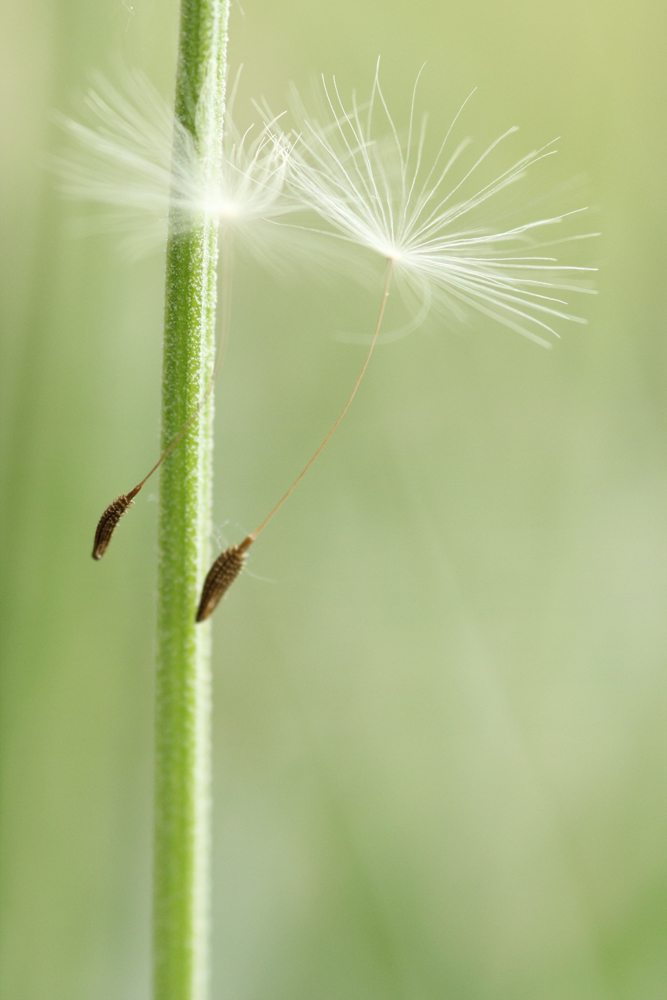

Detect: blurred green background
[1,0,665,998]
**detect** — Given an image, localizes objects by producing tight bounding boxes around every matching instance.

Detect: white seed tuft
[273,63,598,347]
[54,69,297,260]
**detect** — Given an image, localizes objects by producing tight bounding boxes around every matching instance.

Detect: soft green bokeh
[1,1,665,999]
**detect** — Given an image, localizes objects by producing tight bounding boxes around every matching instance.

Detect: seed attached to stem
[196,536,253,622]
[91,252,233,561]
[195,261,394,621]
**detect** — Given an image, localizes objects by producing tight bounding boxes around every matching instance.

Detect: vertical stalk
[154,2,230,999]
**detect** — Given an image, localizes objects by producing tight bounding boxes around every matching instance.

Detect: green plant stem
[154,2,230,999]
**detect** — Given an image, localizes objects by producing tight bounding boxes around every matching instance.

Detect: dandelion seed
[274,62,598,348]
[58,71,303,558]
[196,65,599,620]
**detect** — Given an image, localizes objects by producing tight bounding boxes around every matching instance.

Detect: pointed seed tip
[91,492,135,561]
[195,543,248,623]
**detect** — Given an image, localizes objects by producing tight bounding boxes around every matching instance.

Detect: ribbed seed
[92,493,136,560]
[196,542,249,622]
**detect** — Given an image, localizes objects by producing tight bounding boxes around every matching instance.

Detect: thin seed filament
[92,253,232,560]
[196,260,394,620]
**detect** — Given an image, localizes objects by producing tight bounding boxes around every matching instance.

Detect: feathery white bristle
[274,64,597,347]
[54,70,296,258]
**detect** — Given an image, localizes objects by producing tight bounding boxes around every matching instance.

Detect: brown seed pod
[92,487,140,560]
[196,536,252,622]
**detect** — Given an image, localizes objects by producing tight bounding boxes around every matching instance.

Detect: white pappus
[272,64,598,348]
[54,68,296,263]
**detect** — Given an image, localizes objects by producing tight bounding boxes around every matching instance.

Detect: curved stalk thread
[91,248,232,561]
[196,260,394,622]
